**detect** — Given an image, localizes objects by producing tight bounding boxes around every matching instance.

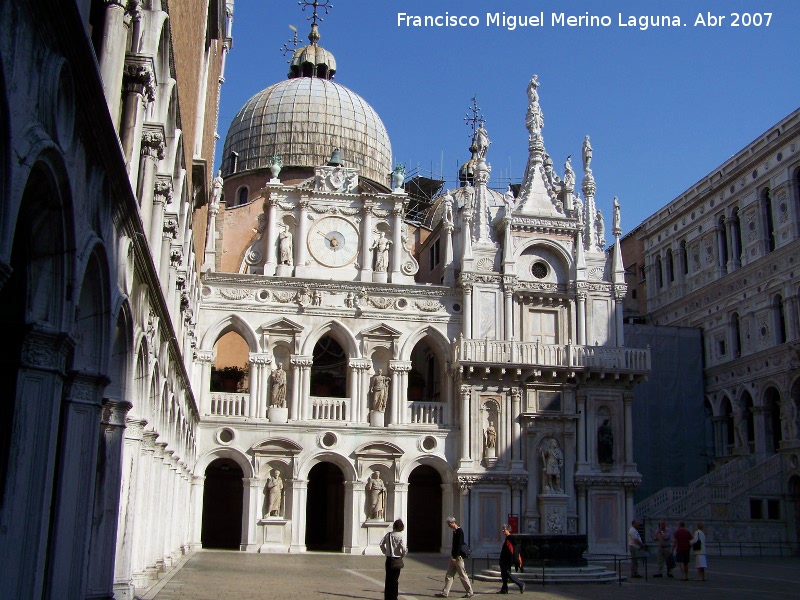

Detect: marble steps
[474,565,618,584]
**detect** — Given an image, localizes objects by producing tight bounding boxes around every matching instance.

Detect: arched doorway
[407,465,442,552]
[305,462,344,551]
[201,458,244,549]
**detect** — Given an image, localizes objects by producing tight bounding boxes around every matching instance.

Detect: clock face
[307,216,360,267]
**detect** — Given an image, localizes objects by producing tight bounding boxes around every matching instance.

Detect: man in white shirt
[628,519,644,578]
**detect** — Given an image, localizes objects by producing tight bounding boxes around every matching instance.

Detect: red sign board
[507,515,519,534]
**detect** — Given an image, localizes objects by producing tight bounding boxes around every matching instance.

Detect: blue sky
[216,0,799,231]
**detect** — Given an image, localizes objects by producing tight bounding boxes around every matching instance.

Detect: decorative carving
[272,290,296,303]
[122,60,155,102]
[476,257,493,271]
[314,165,359,193]
[370,370,390,412]
[218,288,253,301]
[270,364,287,408]
[541,437,563,493]
[140,129,165,160]
[414,300,443,312]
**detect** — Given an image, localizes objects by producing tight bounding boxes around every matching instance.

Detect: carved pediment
[252,438,303,456]
[259,317,304,334]
[354,441,404,458]
[353,441,404,480]
[360,324,402,339]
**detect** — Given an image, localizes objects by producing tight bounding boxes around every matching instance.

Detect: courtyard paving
[140,550,800,600]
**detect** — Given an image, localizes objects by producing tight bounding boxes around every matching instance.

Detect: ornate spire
[288,1,337,79]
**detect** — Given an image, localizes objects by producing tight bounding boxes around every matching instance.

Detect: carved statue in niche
[365,471,386,520]
[278,225,293,265]
[485,420,497,449]
[370,369,390,412]
[732,398,748,450]
[541,438,563,493]
[598,419,614,463]
[781,396,798,441]
[265,469,284,517]
[270,364,286,408]
[370,231,392,272]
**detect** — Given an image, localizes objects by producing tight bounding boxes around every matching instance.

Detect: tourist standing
[379,519,407,600]
[436,517,474,598]
[690,523,707,581]
[672,521,693,581]
[627,519,644,578]
[652,520,674,578]
[497,524,525,594]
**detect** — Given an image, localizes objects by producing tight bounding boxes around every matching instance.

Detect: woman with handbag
[380,519,408,600]
[690,523,707,581]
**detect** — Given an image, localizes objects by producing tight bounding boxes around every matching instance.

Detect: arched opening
[408,339,441,402]
[237,186,248,206]
[774,295,787,345]
[655,256,663,288]
[211,331,250,393]
[666,249,674,284]
[731,207,743,265]
[305,462,344,551]
[731,312,741,358]
[201,458,244,549]
[407,465,442,552]
[763,387,782,453]
[310,336,347,398]
[722,396,733,455]
[763,188,775,252]
[718,215,728,269]
[742,391,755,453]
[680,240,689,276]
[703,398,715,471]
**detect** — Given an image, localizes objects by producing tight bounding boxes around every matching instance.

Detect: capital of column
[170,248,184,268]
[122,55,156,102]
[154,175,173,204]
[291,355,314,369]
[195,349,214,364]
[249,353,272,366]
[349,358,372,371]
[20,330,73,373]
[457,477,474,495]
[623,391,635,403]
[460,384,472,397]
[613,285,627,301]
[362,199,374,215]
[510,387,522,400]
[101,399,133,427]
[163,216,179,240]
[389,360,412,373]
[64,372,111,407]
[141,125,166,160]
[104,0,126,8]
[124,417,148,439]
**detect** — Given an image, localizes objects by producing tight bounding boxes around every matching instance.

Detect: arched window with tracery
[763,188,775,252]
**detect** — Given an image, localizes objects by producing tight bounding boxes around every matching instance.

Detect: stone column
[289,479,309,552]
[712,415,726,458]
[725,217,737,272]
[160,216,178,288]
[194,350,213,416]
[131,431,157,588]
[389,361,411,425]
[254,354,271,419]
[188,475,205,551]
[390,200,404,282]
[614,289,625,347]
[462,283,473,339]
[86,399,133,600]
[137,125,165,236]
[511,387,523,470]
[503,286,514,341]
[343,481,358,553]
[150,176,171,268]
[242,478,261,551]
[784,294,799,342]
[98,0,128,127]
[576,292,587,346]
[576,486,587,535]
[752,406,767,456]
[113,418,146,600]
[511,480,524,524]
[460,385,472,466]
[203,189,220,271]
[576,391,588,466]
[148,442,167,574]
[0,331,71,600]
[296,196,309,270]
[46,372,108,600]
[623,392,635,469]
[291,356,313,420]
[360,199,374,282]
[263,196,278,275]
[120,56,155,189]
[393,482,409,523]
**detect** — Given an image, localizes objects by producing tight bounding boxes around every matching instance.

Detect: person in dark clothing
[435,517,474,598]
[498,525,525,594]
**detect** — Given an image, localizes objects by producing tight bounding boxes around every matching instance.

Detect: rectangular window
[767,499,781,520]
[429,239,440,270]
[750,498,763,519]
[717,339,726,357]
[528,310,558,344]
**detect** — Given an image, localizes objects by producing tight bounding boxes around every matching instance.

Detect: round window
[421,436,437,452]
[531,261,548,279]
[217,427,235,445]
[320,432,338,448]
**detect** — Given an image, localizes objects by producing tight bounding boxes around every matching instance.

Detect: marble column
[242,478,261,551]
[138,125,165,236]
[98,0,129,127]
[390,200,403,282]
[503,287,514,341]
[460,385,472,465]
[389,361,411,425]
[576,391,587,466]
[150,176,171,268]
[752,406,767,456]
[131,431,157,588]
[360,199,374,282]
[576,487,587,535]
[160,216,179,289]
[343,481,358,553]
[462,283,473,339]
[296,197,309,271]
[188,475,205,551]
[576,292,587,346]
[289,479,309,552]
[86,399,133,600]
[623,392,635,468]
[511,387,523,470]
[45,372,108,600]
[0,331,71,600]
[712,416,727,458]
[113,418,147,600]
[120,57,155,189]
[194,351,213,416]
[614,290,625,346]
[263,196,278,275]
[203,189,220,271]
[393,482,409,524]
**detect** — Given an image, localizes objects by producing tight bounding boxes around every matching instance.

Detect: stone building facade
[622,108,800,546]
[197,28,649,558]
[0,1,231,598]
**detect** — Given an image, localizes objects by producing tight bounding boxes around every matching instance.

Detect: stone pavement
[140,550,800,600]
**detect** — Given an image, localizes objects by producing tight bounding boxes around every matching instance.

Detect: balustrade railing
[311,396,348,421]
[408,401,444,425]
[457,339,650,371]
[210,392,248,416]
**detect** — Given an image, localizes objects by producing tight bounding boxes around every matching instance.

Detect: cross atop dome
[300,0,333,44]
[288,0,336,79]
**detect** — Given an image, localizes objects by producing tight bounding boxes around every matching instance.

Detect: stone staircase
[635,453,781,520]
[474,564,618,584]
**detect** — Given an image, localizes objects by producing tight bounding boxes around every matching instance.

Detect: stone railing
[457,338,650,371]
[210,392,248,416]
[635,454,781,520]
[408,401,445,425]
[311,396,349,421]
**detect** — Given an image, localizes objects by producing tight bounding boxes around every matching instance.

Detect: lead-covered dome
[221,32,392,188]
